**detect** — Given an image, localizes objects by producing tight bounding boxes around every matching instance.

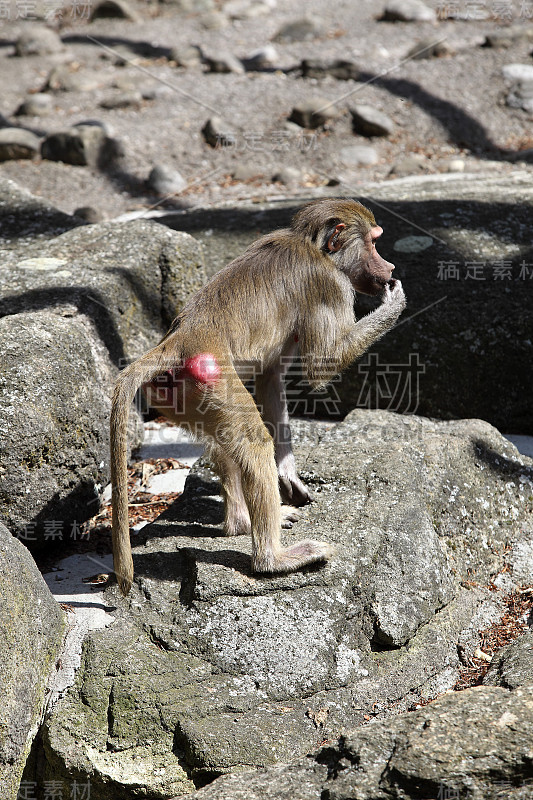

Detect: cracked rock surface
[36,411,533,798]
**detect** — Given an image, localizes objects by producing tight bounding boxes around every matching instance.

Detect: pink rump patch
[183,353,221,385]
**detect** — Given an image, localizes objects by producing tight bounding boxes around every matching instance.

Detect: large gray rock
[484,632,533,689]
[162,173,533,433]
[183,685,533,800]
[38,411,533,797]
[0,180,207,544]
[0,521,64,800]
[0,309,122,546]
[0,215,207,363]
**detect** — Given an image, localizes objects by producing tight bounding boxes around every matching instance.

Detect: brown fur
[110,199,406,594]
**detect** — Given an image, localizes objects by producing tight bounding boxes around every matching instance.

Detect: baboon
[111,199,406,594]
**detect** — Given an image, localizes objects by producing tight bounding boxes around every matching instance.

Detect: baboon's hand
[382,278,406,310]
[279,475,312,507]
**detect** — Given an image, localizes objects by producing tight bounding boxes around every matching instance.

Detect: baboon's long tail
[110,341,181,595]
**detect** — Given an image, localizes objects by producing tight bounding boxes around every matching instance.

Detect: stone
[339,144,379,166]
[169,44,203,67]
[388,153,427,176]
[202,50,245,74]
[484,25,533,48]
[381,0,436,22]
[183,686,533,800]
[160,0,214,8]
[110,73,143,92]
[393,234,434,253]
[502,63,533,83]
[141,84,172,101]
[200,10,228,29]
[288,97,339,129]
[350,104,394,137]
[484,632,533,689]
[0,522,64,800]
[14,26,63,56]
[90,0,140,21]
[36,411,533,796]
[232,163,263,180]
[45,65,105,93]
[99,91,143,109]
[301,58,360,80]
[272,166,304,185]
[242,45,279,71]
[446,157,465,172]
[0,128,41,161]
[202,117,237,148]
[73,206,103,222]
[14,93,53,117]
[147,163,188,194]
[272,17,322,43]
[224,0,273,19]
[405,38,455,59]
[41,124,123,167]
[506,81,533,113]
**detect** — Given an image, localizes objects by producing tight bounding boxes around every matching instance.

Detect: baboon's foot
[224,507,252,536]
[253,540,334,574]
[281,505,302,529]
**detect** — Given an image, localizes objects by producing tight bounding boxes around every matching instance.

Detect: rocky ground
[1,2,533,799]
[0,0,532,220]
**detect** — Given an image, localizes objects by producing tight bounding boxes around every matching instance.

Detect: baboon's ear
[327,223,346,252]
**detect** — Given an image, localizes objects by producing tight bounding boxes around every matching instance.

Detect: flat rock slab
[39,410,533,798]
[185,685,533,800]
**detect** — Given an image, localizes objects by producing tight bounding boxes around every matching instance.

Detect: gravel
[0,1,530,218]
